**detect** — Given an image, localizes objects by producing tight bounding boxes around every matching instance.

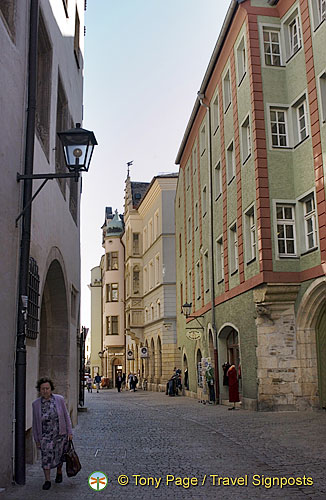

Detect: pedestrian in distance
[86,375,93,393]
[116,372,122,393]
[94,373,102,393]
[133,373,138,392]
[32,377,73,490]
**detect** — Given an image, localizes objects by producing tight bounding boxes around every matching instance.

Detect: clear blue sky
[81,0,230,328]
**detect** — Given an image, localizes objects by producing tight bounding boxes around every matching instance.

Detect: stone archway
[157,336,162,380]
[39,259,69,399]
[296,277,326,409]
[150,338,155,383]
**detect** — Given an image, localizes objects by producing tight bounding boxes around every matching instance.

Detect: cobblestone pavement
[2,389,326,499]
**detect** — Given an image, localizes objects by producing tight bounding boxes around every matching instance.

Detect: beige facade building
[123,174,180,390]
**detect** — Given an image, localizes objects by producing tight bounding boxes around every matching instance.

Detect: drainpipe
[197,92,220,403]
[15,0,39,485]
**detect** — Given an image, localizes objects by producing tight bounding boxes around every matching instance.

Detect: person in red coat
[227,364,239,409]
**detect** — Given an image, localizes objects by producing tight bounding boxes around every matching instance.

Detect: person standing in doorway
[116,372,122,392]
[94,373,102,393]
[32,377,72,490]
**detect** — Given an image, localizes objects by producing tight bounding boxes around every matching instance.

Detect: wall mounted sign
[186,330,202,341]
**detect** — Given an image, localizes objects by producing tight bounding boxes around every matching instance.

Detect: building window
[301,195,317,251]
[320,72,326,122]
[143,227,147,251]
[195,202,199,230]
[74,7,81,68]
[200,125,206,155]
[312,0,326,28]
[226,141,235,183]
[195,261,201,300]
[106,316,119,335]
[244,207,256,263]
[106,283,119,302]
[180,283,183,312]
[133,233,140,255]
[270,108,288,147]
[36,13,53,158]
[179,233,182,256]
[241,116,251,163]
[188,216,192,242]
[154,210,159,240]
[56,75,70,198]
[276,204,296,257]
[202,186,207,216]
[188,270,192,302]
[0,0,16,38]
[293,98,308,144]
[26,257,40,340]
[143,266,148,293]
[212,94,219,132]
[229,223,238,274]
[148,219,153,247]
[107,252,118,270]
[155,254,160,284]
[288,15,302,57]
[263,28,281,66]
[193,147,197,176]
[149,260,154,289]
[157,300,161,318]
[151,303,154,321]
[214,161,222,199]
[133,266,140,294]
[216,237,224,283]
[223,70,231,111]
[237,37,246,83]
[186,164,190,190]
[204,250,209,293]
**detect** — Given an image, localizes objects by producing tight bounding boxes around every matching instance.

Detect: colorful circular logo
[88,471,108,491]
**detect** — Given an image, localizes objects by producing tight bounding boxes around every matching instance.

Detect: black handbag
[65,440,81,477]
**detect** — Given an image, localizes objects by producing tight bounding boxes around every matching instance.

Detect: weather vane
[127,160,133,177]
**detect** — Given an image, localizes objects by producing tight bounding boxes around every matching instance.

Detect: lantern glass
[182,302,192,318]
[58,123,97,172]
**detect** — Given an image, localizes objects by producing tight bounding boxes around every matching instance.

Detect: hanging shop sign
[186,330,202,341]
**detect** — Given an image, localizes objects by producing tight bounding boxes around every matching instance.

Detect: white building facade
[0,0,85,487]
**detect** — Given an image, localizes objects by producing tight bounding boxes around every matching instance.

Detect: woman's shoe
[42,481,51,490]
[55,473,63,483]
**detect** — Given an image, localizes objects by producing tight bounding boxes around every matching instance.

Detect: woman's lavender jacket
[32,394,73,444]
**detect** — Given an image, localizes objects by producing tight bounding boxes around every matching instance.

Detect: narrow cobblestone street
[2,389,326,500]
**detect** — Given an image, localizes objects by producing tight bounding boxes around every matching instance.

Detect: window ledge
[285,46,302,64]
[230,269,238,277]
[224,102,231,114]
[294,135,309,149]
[217,279,224,285]
[246,256,256,266]
[242,154,251,166]
[271,146,292,150]
[238,71,247,87]
[215,193,222,202]
[278,255,299,259]
[201,149,206,157]
[313,17,326,32]
[213,125,220,136]
[227,175,235,185]
[300,246,318,257]
[203,212,207,218]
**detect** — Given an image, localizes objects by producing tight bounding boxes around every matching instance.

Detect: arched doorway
[316,308,326,408]
[196,349,202,387]
[157,336,162,380]
[183,353,189,390]
[227,330,240,367]
[39,260,69,399]
[150,338,155,382]
[112,358,123,388]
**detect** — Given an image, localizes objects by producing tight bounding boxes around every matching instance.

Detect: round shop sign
[186,330,202,341]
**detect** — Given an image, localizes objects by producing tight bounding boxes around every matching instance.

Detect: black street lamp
[181,302,204,330]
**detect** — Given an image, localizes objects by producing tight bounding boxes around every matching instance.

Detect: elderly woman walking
[32,377,73,490]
